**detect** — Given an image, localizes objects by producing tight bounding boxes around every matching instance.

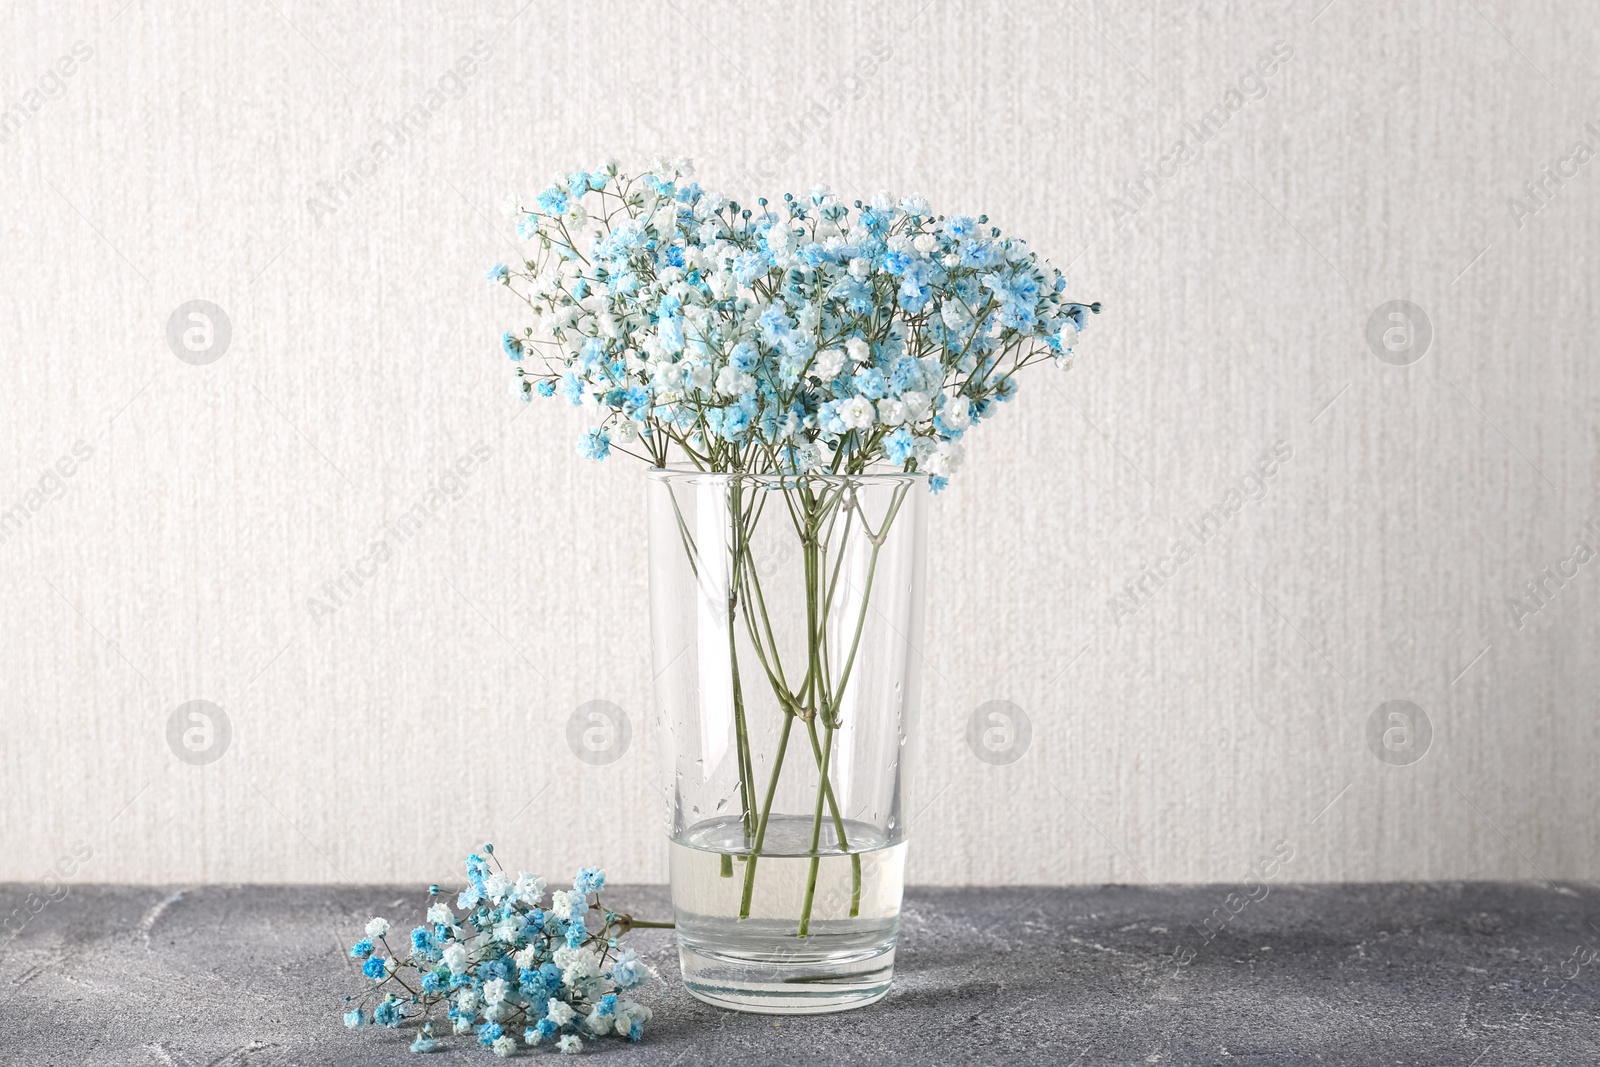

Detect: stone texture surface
[4,882,1600,1065]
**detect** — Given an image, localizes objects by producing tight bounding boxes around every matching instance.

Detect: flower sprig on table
[341,846,669,1056]
[490,157,1100,490]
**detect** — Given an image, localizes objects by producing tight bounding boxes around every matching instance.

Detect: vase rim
[646,466,927,484]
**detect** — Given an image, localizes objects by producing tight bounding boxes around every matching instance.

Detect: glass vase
[646,469,928,1014]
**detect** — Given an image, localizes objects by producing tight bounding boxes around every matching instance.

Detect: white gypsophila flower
[514,943,541,969]
[553,945,599,988]
[900,390,932,424]
[547,998,577,1026]
[813,348,846,381]
[848,257,871,281]
[442,942,469,975]
[365,918,389,940]
[492,1035,518,1057]
[927,440,965,477]
[493,917,520,942]
[839,396,875,431]
[550,890,581,922]
[845,337,870,364]
[651,361,684,391]
[426,902,452,926]
[687,364,713,393]
[456,989,478,1013]
[587,1011,614,1036]
[615,1000,653,1038]
[940,395,972,430]
[796,302,821,333]
[558,1034,583,1054]
[482,978,510,1006]
[913,232,938,254]
[500,194,520,218]
[483,872,512,904]
[877,399,907,427]
[715,366,754,396]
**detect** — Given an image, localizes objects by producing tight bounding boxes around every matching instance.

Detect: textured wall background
[2,0,1597,888]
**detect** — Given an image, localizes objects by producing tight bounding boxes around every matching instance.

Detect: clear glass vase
[647,469,928,1014]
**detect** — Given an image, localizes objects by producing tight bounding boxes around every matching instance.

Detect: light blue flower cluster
[340,846,657,1056]
[491,158,1100,490]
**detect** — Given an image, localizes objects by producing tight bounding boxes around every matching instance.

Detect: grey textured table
[4,883,1599,1065]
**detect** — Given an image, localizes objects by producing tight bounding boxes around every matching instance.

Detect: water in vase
[669,814,907,1013]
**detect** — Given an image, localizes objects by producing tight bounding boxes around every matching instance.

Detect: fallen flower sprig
[341,845,671,1055]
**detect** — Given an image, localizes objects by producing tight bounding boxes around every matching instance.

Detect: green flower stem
[667,484,758,859]
[726,480,757,841]
[802,717,861,920]
[828,484,908,707]
[738,711,794,921]
[797,723,835,937]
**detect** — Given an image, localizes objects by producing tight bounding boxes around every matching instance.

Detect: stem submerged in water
[738,712,793,921]
[717,477,906,933]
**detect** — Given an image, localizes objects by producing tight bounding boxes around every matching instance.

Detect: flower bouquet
[492,158,1098,1012]
[341,849,666,1055]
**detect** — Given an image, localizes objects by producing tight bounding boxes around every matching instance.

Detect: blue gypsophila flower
[885,426,915,465]
[535,186,568,214]
[485,263,508,284]
[501,332,522,362]
[349,938,373,960]
[574,866,605,896]
[374,997,404,1027]
[362,956,387,980]
[577,427,611,461]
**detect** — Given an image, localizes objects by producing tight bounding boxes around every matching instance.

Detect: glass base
[669,815,907,1014]
[678,938,896,1014]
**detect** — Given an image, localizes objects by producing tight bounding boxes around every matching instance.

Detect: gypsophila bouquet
[488,157,1099,490]
[341,846,668,1056]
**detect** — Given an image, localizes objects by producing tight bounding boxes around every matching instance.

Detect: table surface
[4,882,1598,1065]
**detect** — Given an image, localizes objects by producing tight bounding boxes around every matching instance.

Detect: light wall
[3,0,1598,887]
